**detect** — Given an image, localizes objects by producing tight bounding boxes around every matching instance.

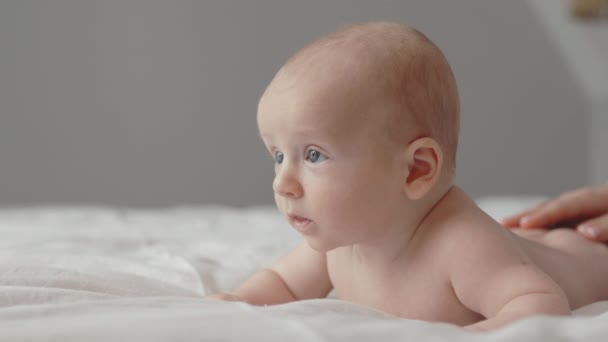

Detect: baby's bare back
[511,228,608,309]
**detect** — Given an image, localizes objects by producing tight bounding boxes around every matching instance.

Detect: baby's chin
[304,236,344,253]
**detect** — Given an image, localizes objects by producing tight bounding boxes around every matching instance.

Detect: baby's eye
[306,149,328,163]
[274,151,284,164]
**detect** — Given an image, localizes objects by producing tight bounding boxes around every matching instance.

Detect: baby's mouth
[287,213,313,232]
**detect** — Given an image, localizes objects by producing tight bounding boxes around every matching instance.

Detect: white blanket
[1,198,607,341]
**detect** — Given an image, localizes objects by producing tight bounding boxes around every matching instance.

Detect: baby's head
[257,22,460,251]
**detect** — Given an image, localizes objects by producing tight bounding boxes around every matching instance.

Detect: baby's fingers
[577,214,608,241]
[206,293,243,302]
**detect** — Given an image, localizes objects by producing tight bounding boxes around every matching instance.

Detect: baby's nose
[273,167,303,198]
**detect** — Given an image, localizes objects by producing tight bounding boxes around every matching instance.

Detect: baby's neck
[350,184,458,269]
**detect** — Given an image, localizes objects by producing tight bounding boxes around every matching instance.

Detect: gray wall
[0,1,587,207]
[527,0,608,186]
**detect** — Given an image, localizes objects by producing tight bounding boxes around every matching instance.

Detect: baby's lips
[287,212,311,222]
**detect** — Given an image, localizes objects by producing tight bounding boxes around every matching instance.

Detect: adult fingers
[519,187,608,229]
[501,200,550,228]
[577,213,608,241]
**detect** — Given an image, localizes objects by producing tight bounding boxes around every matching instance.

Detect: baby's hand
[206,292,244,302]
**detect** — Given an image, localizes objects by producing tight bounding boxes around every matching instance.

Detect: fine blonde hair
[279,22,461,169]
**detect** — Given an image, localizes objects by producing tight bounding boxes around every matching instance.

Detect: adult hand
[501,185,608,241]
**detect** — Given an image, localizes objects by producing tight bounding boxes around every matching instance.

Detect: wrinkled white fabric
[0,199,606,341]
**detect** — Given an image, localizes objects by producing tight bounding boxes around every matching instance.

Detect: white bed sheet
[1,197,607,341]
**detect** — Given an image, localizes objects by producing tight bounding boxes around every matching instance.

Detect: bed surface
[1,197,607,341]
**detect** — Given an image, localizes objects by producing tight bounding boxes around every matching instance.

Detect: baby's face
[257,72,411,252]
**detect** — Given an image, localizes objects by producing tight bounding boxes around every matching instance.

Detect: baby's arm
[212,241,332,305]
[449,229,569,331]
[459,265,569,331]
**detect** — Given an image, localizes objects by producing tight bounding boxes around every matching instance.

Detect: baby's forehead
[258,81,400,152]
[259,79,370,131]
[263,47,393,117]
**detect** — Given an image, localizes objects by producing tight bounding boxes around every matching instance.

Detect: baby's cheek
[316,187,363,223]
[273,193,285,213]
[342,182,397,225]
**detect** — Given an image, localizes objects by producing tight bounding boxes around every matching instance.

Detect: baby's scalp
[262,22,460,170]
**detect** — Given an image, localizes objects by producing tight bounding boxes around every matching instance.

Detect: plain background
[0,0,604,207]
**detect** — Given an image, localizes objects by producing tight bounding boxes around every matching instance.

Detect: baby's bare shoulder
[432,207,524,266]
[424,187,520,260]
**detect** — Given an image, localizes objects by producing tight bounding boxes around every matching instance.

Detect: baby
[211,22,608,331]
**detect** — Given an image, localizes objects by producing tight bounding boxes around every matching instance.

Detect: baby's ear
[402,137,443,200]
